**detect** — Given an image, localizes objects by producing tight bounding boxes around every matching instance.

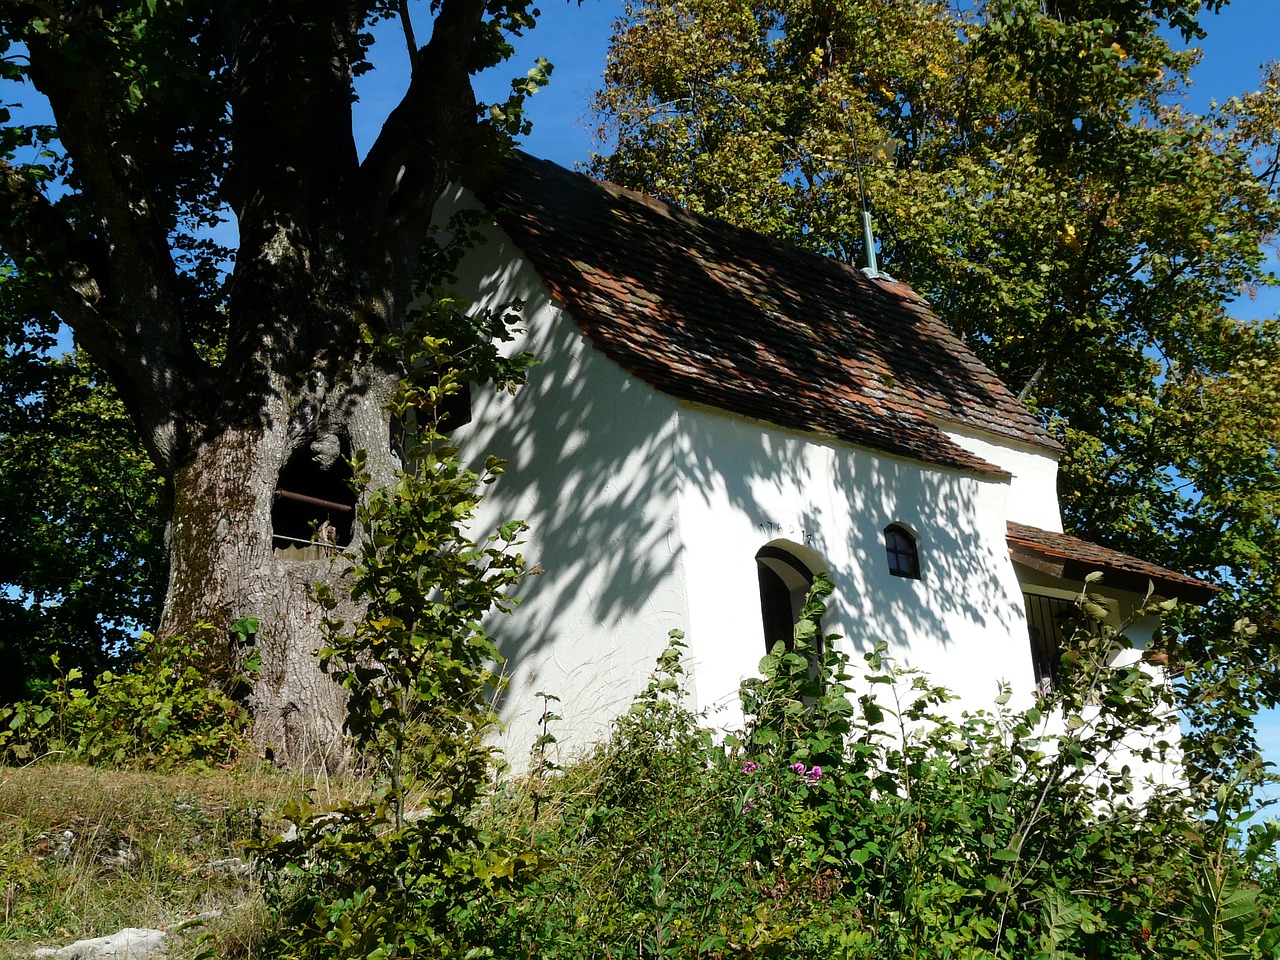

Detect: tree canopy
[591,0,1280,758]
[0,0,545,478]
[0,333,164,701]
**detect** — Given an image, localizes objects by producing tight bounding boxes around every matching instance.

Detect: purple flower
[742,761,759,775]
[790,762,806,775]
[807,765,823,782]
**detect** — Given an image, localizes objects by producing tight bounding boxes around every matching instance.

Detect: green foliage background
[0,625,257,770]
[0,325,165,702]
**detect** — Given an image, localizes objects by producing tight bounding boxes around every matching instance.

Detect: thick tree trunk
[160,361,401,770]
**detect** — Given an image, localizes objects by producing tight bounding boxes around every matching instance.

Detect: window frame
[883,523,921,580]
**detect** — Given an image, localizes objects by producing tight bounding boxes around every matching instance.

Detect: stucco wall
[673,408,1040,729]
[942,424,1064,533]
[443,187,691,762]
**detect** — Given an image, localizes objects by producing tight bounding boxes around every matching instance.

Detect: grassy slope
[0,762,318,959]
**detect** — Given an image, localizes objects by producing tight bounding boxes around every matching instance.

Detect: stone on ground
[32,927,167,959]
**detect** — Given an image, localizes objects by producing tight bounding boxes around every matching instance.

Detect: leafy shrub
[252,325,534,960]
[0,622,258,770]
[468,578,1280,959]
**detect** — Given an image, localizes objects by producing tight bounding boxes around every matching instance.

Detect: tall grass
[0,762,316,958]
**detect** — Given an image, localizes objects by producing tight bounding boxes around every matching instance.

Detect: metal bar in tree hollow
[274,488,354,512]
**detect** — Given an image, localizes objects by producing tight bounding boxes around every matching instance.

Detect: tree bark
[161,359,401,770]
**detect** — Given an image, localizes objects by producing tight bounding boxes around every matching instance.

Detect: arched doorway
[755,541,827,655]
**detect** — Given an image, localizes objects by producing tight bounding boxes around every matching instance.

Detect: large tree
[591,0,1280,764]
[0,0,547,766]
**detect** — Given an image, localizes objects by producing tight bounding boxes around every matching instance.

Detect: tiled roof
[1007,522,1219,605]
[469,151,1062,479]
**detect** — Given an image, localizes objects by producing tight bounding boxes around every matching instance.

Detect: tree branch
[10,3,222,465]
[398,0,418,65]
[215,0,366,376]
[219,0,362,232]
[23,16,186,329]
[1016,357,1049,403]
[352,0,487,331]
[0,159,107,327]
[359,0,487,224]
[0,159,205,472]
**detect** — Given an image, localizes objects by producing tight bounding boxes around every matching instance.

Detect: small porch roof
[1007,522,1219,605]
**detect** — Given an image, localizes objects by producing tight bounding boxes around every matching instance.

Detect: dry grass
[0,761,326,959]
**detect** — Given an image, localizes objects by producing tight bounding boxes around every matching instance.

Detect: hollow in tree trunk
[160,363,401,770]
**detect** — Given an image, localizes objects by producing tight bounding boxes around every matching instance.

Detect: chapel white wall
[440,186,691,763]
[942,424,1064,532]
[673,408,1042,728]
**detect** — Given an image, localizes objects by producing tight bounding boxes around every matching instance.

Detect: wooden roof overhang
[1007,521,1220,606]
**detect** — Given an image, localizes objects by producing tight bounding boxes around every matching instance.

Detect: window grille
[1024,592,1074,694]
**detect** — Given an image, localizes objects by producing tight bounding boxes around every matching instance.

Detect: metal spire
[848,118,897,281]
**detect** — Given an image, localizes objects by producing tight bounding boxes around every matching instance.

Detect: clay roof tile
[1007,522,1218,605]
[470,152,1063,479]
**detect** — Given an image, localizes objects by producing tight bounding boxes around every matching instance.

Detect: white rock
[97,844,139,869]
[32,927,167,959]
[204,856,253,878]
[52,830,76,861]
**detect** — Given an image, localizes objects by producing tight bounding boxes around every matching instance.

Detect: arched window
[883,524,921,579]
[755,543,825,655]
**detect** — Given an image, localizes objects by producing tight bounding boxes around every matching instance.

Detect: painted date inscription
[758,520,815,545]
